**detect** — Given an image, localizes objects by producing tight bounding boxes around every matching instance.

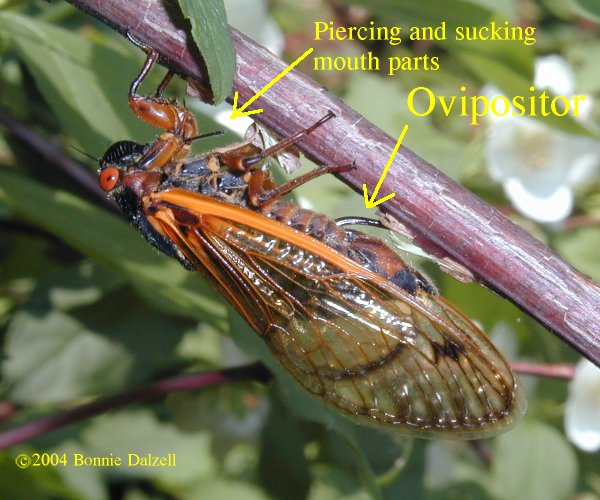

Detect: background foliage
[0,0,599,498]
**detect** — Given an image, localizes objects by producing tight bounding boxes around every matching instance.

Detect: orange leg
[125,33,199,170]
[243,112,335,169]
[247,162,355,208]
[218,112,336,173]
[128,49,191,134]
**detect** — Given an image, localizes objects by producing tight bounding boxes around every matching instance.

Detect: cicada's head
[98,140,149,195]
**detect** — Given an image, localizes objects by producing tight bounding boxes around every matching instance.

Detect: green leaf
[258,387,311,500]
[175,0,236,104]
[1,263,134,404]
[3,307,132,404]
[50,441,108,500]
[556,227,600,282]
[339,0,491,28]
[82,410,217,484]
[489,420,578,500]
[25,261,124,312]
[0,12,146,152]
[0,453,72,500]
[67,286,193,383]
[573,0,600,22]
[309,465,372,500]
[3,261,191,404]
[427,481,492,500]
[185,479,268,499]
[0,170,226,325]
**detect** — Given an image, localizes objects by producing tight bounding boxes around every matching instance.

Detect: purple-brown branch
[0,362,270,449]
[63,0,600,366]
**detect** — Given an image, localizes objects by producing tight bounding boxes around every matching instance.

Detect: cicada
[98,38,526,439]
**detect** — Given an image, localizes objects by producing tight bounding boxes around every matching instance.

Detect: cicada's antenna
[69,145,99,162]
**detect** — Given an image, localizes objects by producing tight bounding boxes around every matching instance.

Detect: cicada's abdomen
[263,199,434,297]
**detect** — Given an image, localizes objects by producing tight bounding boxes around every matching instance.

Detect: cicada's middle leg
[126,33,199,171]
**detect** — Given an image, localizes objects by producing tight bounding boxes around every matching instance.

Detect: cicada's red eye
[99,167,120,192]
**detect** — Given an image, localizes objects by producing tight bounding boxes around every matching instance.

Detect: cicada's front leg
[126,33,199,171]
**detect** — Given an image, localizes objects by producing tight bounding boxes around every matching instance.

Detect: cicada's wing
[147,189,526,438]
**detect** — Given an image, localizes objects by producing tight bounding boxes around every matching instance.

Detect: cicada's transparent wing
[147,189,525,438]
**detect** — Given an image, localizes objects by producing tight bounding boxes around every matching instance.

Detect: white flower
[484,56,600,224]
[565,358,600,452]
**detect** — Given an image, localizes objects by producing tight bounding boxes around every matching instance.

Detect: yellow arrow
[230,47,314,120]
[363,125,409,209]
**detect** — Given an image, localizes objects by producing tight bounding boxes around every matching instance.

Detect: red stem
[0,363,270,449]
[511,362,575,380]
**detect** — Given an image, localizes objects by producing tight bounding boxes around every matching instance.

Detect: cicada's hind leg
[125,33,199,170]
[247,162,355,208]
[240,111,335,169]
[216,112,336,175]
[217,111,354,207]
